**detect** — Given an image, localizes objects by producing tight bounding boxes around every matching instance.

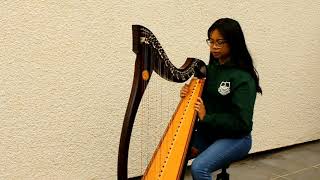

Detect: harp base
[127,167,230,180]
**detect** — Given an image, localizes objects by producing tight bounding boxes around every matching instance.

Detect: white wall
[1,0,319,179]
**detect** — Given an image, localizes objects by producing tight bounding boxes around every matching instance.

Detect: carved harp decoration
[118,25,207,180]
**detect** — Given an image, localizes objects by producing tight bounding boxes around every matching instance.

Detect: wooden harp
[118,25,207,180]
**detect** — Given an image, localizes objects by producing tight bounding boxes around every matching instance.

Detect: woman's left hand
[195,97,206,121]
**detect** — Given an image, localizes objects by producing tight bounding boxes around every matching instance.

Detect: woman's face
[208,29,231,61]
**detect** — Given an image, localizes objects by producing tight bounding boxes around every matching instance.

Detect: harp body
[143,78,205,179]
[118,25,207,180]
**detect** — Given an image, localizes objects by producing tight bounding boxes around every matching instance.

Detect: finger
[194,104,200,111]
[195,100,200,105]
[181,87,188,92]
[182,88,189,92]
[181,92,188,97]
[181,88,188,93]
[197,97,203,104]
[181,91,188,96]
[182,91,188,95]
[181,84,189,91]
[182,89,188,93]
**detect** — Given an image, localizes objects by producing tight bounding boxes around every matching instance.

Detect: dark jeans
[190,127,252,180]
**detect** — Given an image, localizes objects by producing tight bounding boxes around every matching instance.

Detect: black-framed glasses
[206,39,227,48]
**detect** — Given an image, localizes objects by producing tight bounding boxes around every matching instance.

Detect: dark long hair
[208,18,262,94]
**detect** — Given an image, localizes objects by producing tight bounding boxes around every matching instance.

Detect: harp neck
[132,25,206,82]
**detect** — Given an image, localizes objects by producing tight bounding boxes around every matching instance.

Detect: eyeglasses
[206,39,227,48]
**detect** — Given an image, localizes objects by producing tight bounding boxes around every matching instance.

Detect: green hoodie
[201,60,257,138]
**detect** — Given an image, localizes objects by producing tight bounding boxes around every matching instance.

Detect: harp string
[136,73,196,177]
[141,78,180,175]
[133,38,172,176]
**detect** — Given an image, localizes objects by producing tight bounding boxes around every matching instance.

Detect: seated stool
[216,166,229,180]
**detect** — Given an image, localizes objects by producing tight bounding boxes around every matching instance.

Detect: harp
[118,25,207,180]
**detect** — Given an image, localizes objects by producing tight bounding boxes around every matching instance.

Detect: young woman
[180,18,262,180]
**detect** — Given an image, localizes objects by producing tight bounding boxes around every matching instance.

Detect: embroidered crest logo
[218,81,231,95]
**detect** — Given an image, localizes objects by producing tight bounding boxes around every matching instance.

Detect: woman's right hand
[180,83,189,98]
